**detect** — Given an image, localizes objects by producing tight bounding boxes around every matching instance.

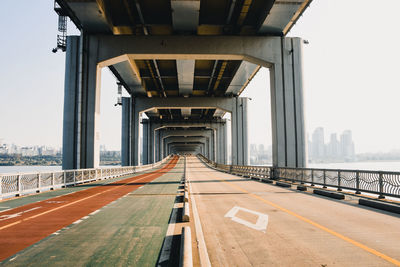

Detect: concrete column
[270,37,306,168]
[231,97,249,165]
[62,34,101,169]
[221,122,227,164]
[62,36,80,170]
[155,130,160,162]
[131,98,140,165]
[121,97,131,166]
[142,119,150,165]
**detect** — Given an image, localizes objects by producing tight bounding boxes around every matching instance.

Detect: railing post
[17,174,22,196]
[311,170,314,186]
[355,171,361,194]
[0,175,3,200]
[323,170,327,188]
[378,172,385,199]
[337,171,342,191]
[73,171,76,185]
[100,168,103,179]
[51,172,55,188]
[37,173,41,193]
[63,171,66,187]
[301,169,304,184]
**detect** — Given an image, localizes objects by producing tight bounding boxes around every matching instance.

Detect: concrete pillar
[62,35,101,169]
[270,37,306,168]
[221,122,227,164]
[131,97,140,165]
[62,36,79,170]
[155,130,161,162]
[142,119,150,165]
[231,97,249,165]
[121,97,131,166]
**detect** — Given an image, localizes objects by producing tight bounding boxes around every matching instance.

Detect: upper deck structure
[57,0,312,169]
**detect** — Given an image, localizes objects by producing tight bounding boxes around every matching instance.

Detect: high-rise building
[327,133,340,159]
[340,130,355,160]
[311,127,325,159]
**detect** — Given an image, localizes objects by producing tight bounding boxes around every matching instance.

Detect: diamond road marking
[225,206,269,233]
[0,207,42,221]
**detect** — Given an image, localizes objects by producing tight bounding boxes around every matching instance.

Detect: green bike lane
[1,158,184,267]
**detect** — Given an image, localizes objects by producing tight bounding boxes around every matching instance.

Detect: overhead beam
[213,108,226,118]
[181,108,191,118]
[259,0,311,35]
[171,1,199,97]
[177,60,195,96]
[95,35,281,68]
[171,0,200,32]
[225,61,260,96]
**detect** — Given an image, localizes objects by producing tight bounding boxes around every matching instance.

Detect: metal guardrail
[198,154,400,199]
[0,156,172,200]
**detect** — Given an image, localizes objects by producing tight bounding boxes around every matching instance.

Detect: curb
[182,202,190,222]
[180,226,193,267]
[313,189,345,200]
[261,179,273,184]
[359,199,400,214]
[275,181,292,188]
[297,185,307,191]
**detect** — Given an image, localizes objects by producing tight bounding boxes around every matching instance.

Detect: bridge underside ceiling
[57,0,312,100]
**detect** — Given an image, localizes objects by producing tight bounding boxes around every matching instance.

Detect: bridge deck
[187,156,400,266]
[0,157,183,266]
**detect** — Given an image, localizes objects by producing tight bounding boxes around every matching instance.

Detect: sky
[1,0,400,154]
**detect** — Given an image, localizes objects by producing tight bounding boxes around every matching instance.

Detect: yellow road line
[222,179,400,267]
[0,171,164,231]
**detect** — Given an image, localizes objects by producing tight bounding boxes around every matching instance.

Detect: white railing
[198,154,400,199]
[0,156,172,200]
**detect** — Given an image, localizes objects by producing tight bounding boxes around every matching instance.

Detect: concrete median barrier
[180,226,193,267]
[275,181,292,188]
[297,185,307,191]
[313,189,345,200]
[359,199,400,214]
[182,202,190,222]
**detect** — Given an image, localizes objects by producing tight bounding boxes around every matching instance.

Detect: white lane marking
[0,206,42,221]
[89,210,100,216]
[72,219,83,225]
[45,201,65,204]
[225,206,269,233]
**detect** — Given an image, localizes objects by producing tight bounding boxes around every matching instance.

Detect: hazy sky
[1,0,400,154]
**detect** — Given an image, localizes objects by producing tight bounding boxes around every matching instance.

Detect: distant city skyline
[308,127,355,162]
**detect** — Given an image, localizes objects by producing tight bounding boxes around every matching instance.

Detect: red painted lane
[0,156,179,261]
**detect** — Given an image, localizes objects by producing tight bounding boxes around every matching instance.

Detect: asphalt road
[187,156,400,266]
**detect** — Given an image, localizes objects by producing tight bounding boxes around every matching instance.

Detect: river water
[308,161,400,172]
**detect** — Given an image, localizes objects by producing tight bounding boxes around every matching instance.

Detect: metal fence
[0,156,171,200]
[198,154,400,199]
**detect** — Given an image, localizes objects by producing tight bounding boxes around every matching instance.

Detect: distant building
[311,127,325,160]
[327,133,340,159]
[21,147,38,157]
[340,130,355,160]
[0,144,7,154]
[308,128,355,162]
[249,143,272,165]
